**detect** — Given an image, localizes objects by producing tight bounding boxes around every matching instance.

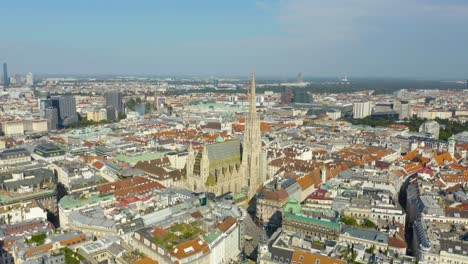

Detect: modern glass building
[51,95,78,128]
[105,92,123,120]
[44,107,58,130]
[2,62,9,88]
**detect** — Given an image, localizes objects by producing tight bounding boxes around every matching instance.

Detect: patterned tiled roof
[205,139,241,163]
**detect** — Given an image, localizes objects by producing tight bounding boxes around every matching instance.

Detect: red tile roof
[217,216,236,233]
[170,239,210,260]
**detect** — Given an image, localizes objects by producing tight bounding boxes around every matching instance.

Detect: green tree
[363,219,378,229]
[145,102,152,112]
[368,244,376,254]
[126,98,137,111]
[118,112,127,120]
[342,216,359,226]
[26,233,46,245]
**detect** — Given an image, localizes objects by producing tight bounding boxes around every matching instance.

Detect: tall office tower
[105,92,123,119]
[3,62,9,88]
[26,72,34,86]
[154,94,166,111]
[293,89,313,104]
[44,107,58,130]
[242,72,262,200]
[466,79,468,90]
[280,88,293,105]
[51,95,78,128]
[353,101,372,118]
[397,100,410,120]
[448,135,456,157]
[39,99,52,119]
[38,91,51,118]
[106,106,117,121]
[213,79,219,89]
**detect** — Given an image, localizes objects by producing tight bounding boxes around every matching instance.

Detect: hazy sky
[1,0,468,79]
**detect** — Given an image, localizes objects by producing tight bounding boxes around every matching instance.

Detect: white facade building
[353,101,372,119]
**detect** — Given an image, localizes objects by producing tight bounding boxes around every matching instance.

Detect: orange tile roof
[133,257,159,264]
[297,175,313,190]
[92,161,105,170]
[170,239,210,260]
[98,176,165,198]
[291,251,346,264]
[152,227,168,238]
[440,173,468,183]
[26,244,53,257]
[217,216,236,233]
[403,163,423,175]
[400,149,418,161]
[433,152,455,166]
[59,235,86,246]
[394,170,406,178]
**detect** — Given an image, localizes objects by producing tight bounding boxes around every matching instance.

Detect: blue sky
[1,0,468,79]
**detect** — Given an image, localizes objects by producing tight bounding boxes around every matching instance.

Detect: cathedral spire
[243,70,262,200]
[250,71,256,113]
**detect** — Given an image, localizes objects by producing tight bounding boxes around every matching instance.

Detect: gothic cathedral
[185,72,262,199]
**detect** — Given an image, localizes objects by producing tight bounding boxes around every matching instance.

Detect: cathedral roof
[206,139,241,163]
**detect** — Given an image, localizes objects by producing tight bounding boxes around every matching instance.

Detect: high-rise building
[26,72,34,86]
[280,88,293,105]
[105,92,123,120]
[44,107,58,131]
[38,91,51,119]
[106,106,117,121]
[2,62,9,88]
[154,94,166,111]
[448,135,456,157]
[51,95,78,128]
[39,99,52,119]
[293,89,313,104]
[395,100,410,120]
[242,72,263,200]
[353,101,372,119]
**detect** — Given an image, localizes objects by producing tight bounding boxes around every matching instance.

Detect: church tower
[243,72,262,200]
[448,134,455,157]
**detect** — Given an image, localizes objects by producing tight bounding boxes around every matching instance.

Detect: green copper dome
[215,135,224,143]
[284,198,302,214]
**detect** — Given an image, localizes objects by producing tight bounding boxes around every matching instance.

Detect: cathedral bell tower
[243,72,262,200]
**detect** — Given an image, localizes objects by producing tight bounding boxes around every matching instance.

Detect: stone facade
[185,140,244,196]
[185,73,262,198]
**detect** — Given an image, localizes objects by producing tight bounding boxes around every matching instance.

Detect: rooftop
[59,194,114,210]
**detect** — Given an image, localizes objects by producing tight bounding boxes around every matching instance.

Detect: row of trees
[68,118,112,128]
[341,216,378,229]
[343,117,467,141]
[166,79,466,96]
